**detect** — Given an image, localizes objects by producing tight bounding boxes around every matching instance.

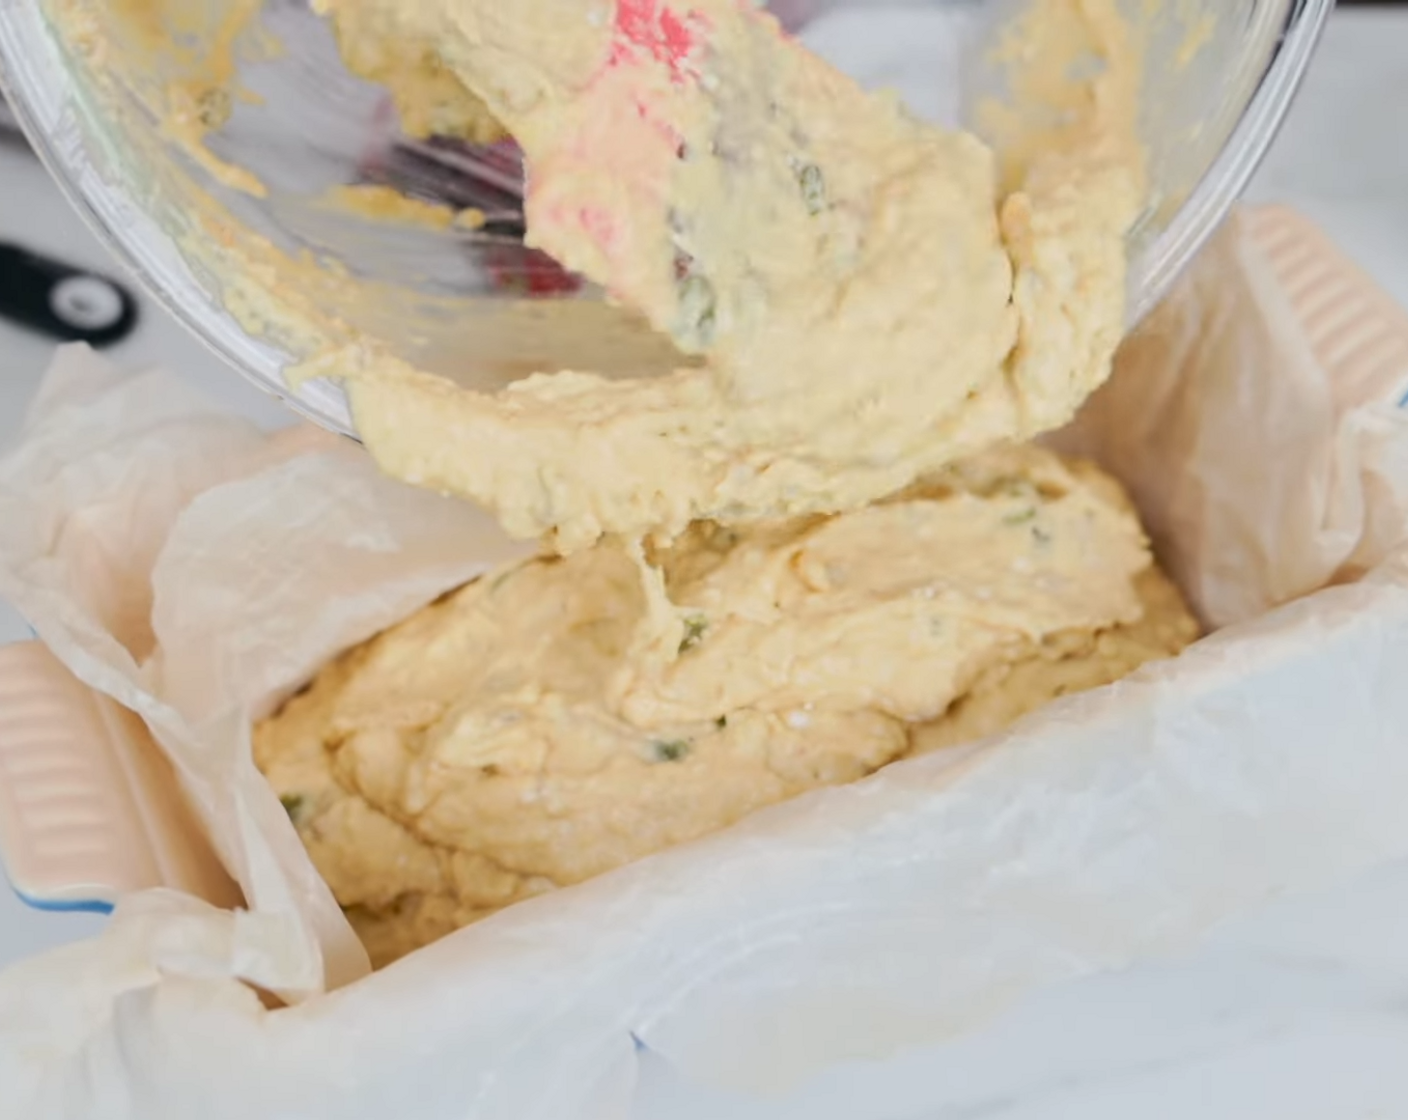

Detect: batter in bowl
[256,445,1197,966]
[305,0,1146,551]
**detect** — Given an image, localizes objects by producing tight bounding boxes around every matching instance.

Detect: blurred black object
[0,96,24,150]
[0,242,139,347]
[1,97,140,344]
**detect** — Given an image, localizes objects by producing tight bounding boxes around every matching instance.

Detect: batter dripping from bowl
[243,0,1200,964]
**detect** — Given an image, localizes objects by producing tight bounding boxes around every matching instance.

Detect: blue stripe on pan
[14,890,114,915]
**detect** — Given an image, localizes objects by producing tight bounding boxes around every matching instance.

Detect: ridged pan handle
[0,642,239,912]
[1244,207,1408,409]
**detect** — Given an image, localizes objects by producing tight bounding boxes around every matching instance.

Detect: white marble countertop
[2,8,1408,1116]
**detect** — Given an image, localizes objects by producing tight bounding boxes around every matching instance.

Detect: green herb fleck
[1001,479,1041,502]
[1031,525,1053,546]
[677,274,717,348]
[195,86,232,130]
[797,162,826,214]
[279,793,306,825]
[1003,508,1038,526]
[679,615,709,654]
[715,715,728,730]
[651,739,692,763]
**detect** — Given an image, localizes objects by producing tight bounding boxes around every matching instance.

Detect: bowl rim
[1125,0,1335,324]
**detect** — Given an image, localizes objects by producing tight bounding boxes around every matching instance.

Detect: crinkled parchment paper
[3,213,1408,1118]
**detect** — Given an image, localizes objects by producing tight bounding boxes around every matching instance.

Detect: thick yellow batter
[322,2,507,143]
[255,445,1197,965]
[305,0,1144,552]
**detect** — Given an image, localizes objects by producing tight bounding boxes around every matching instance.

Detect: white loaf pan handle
[0,641,239,912]
[1244,206,1408,409]
[0,207,1403,918]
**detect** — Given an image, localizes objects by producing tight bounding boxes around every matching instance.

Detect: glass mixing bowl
[0,0,1331,438]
